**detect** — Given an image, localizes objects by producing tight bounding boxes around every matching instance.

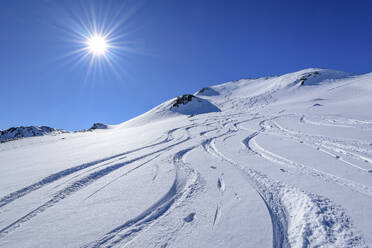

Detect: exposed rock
[171,94,196,108]
[89,123,109,130]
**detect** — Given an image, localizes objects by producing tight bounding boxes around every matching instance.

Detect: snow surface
[1,68,372,247]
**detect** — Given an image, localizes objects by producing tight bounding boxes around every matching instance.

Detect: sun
[57,1,139,80]
[86,34,108,56]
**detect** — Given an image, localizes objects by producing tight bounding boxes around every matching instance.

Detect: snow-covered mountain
[0,126,67,142]
[1,68,372,248]
[0,123,114,142]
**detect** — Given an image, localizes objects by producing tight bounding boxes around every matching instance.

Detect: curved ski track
[84,147,200,248]
[238,117,372,197]
[202,123,366,247]
[0,124,195,237]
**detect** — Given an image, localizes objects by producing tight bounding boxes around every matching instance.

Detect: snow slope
[1,68,372,248]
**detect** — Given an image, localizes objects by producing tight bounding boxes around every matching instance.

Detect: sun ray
[47,0,142,83]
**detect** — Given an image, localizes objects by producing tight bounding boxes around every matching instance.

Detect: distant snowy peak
[0,126,67,142]
[169,94,221,115]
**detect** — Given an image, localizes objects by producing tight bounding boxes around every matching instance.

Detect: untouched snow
[1,68,372,247]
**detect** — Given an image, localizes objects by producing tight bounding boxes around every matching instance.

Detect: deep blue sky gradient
[1,0,372,130]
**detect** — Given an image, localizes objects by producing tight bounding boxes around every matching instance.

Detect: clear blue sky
[1,0,372,130]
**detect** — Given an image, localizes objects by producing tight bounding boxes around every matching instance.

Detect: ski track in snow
[0,153,127,209]
[270,118,372,170]
[201,124,366,248]
[0,123,193,209]
[238,118,372,197]
[84,147,200,248]
[0,133,193,237]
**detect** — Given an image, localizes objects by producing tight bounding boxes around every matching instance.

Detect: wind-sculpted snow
[1,68,372,247]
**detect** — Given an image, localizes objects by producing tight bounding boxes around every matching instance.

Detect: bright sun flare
[59,0,141,80]
[87,35,108,56]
